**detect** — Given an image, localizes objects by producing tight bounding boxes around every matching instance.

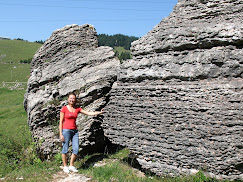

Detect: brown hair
[68,92,76,98]
[68,92,77,106]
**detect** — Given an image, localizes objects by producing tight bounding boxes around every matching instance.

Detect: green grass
[0,88,59,181]
[114,46,131,57]
[0,39,41,63]
[114,46,127,53]
[90,162,146,182]
[3,161,59,182]
[75,148,224,182]
[0,63,30,83]
[0,88,31,176]
[0,39,41,83]
[114,46,132,62]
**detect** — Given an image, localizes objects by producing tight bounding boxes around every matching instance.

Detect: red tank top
[60,106,82,129]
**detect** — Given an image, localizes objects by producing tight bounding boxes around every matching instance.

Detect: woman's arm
[80,109,103,116]
[59,112,65,142]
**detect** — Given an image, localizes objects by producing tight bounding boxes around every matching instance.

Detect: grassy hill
[114,46,128,54]
[0,39,41,63]
[114,46,132,62]
[0,88,60,181]
[0,39,42,83]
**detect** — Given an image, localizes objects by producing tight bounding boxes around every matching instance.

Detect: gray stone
[102,0,243,180]
[24,24,119,159]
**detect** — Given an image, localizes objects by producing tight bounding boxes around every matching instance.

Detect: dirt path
[51,167,92,182]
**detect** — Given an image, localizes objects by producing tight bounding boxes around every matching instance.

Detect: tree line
[98,34,139,50]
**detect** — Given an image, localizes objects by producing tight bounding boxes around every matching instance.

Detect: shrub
[19,58,32,64]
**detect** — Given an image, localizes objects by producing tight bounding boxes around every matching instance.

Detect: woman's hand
[60,135,65,142]
[100,108,104,114]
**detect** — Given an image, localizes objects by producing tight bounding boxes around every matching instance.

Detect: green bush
[19,58,32,64]
[54,153,63,165]
[192,171,215,182]
[114,47,132,62]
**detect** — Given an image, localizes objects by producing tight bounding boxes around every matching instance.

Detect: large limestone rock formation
[25,0,242,180]
[102,0,243,180]
[24,24,119,159]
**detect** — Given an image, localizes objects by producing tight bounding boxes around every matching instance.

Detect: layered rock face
[25,0,242,180]
[24,24,119,159]
[103,0,243,180]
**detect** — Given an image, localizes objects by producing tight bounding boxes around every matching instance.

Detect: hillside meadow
[0,39,41,83]
[0,39,41,63]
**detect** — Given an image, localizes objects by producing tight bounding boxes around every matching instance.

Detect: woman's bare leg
[70,153,77,166]
[62,153,68,166]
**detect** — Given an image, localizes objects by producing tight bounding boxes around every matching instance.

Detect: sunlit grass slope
[0,39,41,83]
[0,39,41,63]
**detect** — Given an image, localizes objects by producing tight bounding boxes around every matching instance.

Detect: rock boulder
[24,24,119,159]
[102,0,243,180]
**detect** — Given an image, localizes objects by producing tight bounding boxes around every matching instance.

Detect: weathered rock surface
[102,0,243,180]
[25,0,243,180]
[24,24,119,159]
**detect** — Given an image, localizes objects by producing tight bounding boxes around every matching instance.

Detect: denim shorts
[62,129,79,155]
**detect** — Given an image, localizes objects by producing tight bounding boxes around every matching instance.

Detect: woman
[59,92,103,173]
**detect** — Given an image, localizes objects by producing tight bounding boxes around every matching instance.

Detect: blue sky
[0,0,177,42]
